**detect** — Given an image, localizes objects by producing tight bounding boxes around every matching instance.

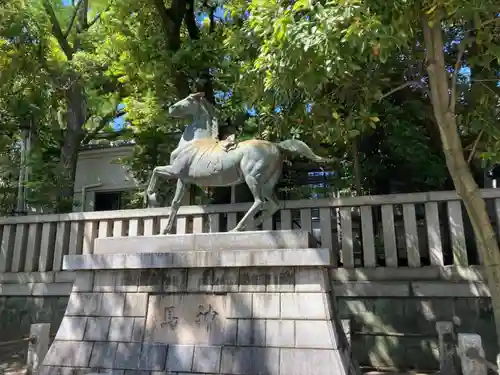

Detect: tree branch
[86,4,111,30]
[63,0,83,38]
[378,80,424,101]
[81,109,127,144]
[42,0,74,60]
[450,36,470,114]
[467,129,484,164]
[185,0,200,40]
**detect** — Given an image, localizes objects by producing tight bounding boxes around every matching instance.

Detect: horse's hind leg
[253,170,282,228]
[230,175,264,232]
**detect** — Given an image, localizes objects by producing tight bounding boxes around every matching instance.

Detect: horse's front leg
[162,179,188,235]
[144,165,177,208]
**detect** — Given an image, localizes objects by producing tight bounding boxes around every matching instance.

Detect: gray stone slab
[72,271,94,292]
[192,346,222,373]
[333,281,410,297]
[162,269,187,292]
[138,270,162,292]
[220,346,279,375]
[100,293,126,316]
[90,342,118,368]
[412,281,490,297]
[225,293,253,318]
[237,319,266,346]
[66,292,102,316]
[85,317,111,341]
[165,345,194,372]
[63,248,331,270]
[139,344,168,371]
[267,267,295,292]
[239,269,267,292]
[187,268,213,292]
[280,348,348,375]
[93,230,316,255]
[295,268,329,292]
[266,320,295,347]
[212,268,239,292]
[43,340,93,367]
[114,343,142,370]
[115,270,142,292]
[123,293,148,316]
[280,293,330,319]
[94,271,117,292]
[252,293,280,318]
[295,320,336,349]
[38,366,79,375]
[131,318,145,342]
[108,317,135,341]
[55,316,87,341]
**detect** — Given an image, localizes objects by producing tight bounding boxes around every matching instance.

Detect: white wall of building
[73,146,139,212]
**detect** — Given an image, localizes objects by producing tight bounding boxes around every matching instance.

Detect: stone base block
[93,230,318,254]
[43,232,359,375]
[63,248,330,270]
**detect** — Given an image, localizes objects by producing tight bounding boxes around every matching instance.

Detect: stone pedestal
[39,230,360,375]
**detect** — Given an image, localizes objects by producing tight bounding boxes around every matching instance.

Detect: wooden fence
[1,188,500,273]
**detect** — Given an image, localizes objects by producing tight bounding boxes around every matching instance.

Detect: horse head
[168,92,219,140]
[168,92,206,118]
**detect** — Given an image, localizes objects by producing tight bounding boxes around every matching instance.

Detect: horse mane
[198,97,219,140]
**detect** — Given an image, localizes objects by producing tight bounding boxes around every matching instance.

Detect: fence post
[26,323,51,375]
[457,333,487,375]
[436,321,458,375]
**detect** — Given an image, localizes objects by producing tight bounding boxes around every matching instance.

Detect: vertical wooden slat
[82,221,98,255]
[280,210,292,230]
[24,223,42,272]
[402,204,420,267]
[340,207,354,268]
[193,216,203,233]
[227,213,238,231]
[176,217,187,234]
[11,224,27,272]
[143,218,155,235]
[300,209,312,233]
[319,207,335,266]
[53,221,70,272]
[209,214,220,233]
[448,201,468,266]
[360,206,376,267]
[113,220,126,237]
[263,215,273,231]
[381,205,398,267]
[159,217,169,234]
[98,220,111,238]
[129,218,142,237]
[68,221,84,256]
[38,223,56,272]
[425,202,443,266]
[0,225,15,273]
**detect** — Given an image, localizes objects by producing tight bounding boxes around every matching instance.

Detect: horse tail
[276,139,333,163]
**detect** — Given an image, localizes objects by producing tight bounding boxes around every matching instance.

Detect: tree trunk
[56,83,87,212]
[352,137,362,195]
[423,14,500,348]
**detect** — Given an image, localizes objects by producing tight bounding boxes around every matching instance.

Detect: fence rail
[1,188,500,274]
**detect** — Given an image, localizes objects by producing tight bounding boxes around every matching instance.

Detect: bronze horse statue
[145,92,331,234]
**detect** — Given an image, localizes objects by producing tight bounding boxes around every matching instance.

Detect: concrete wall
[0,267,496,371]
